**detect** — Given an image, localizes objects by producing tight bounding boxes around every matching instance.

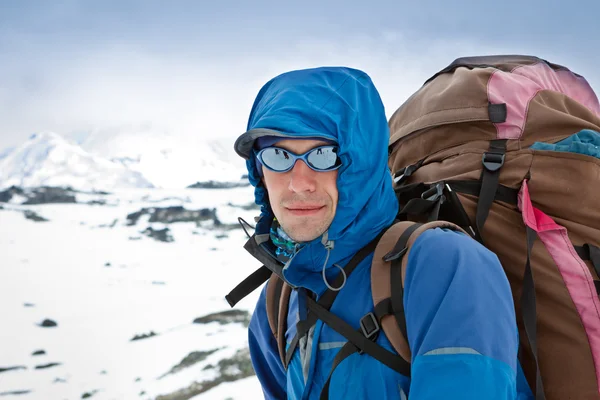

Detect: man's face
[261,139,339,243]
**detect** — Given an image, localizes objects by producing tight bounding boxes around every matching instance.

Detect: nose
[288,160,317,193]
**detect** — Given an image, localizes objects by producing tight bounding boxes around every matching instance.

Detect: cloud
[0,31,598,150]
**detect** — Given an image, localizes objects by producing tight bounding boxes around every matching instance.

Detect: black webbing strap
[374,298,393,319]
[398,183,445,222]
[443,184,480,241]
[306,296,411,375]
[225,265,272,307]
[385,223,422,341]
[448,180,518,206]
[575,244,600,277]
[393,159,424,186]
[284,232,385,368]
[522,227,546,400]
[575,244,600,295]
[476,140,507,242]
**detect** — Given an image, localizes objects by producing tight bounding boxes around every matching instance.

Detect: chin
[285,224,328,243]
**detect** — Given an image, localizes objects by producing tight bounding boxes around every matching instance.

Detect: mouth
[285,205,326,216]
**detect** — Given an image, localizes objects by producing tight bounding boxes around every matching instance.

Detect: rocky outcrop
[141,227,173,243]
[186,180,250,189]
[23,210,48,222]
[126,206,218,226]
[193,310,250,327]
[155,348,254,400]
[0,366,26,374]
[130,331,158,341]
[37,319,58,328]
[158,349,221,379]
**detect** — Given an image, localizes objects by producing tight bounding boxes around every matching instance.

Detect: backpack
[226,55,600,399]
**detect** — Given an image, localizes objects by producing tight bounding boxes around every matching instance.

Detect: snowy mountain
[69,127,247,189]
[0,132,154,191]
[0,146,14,160]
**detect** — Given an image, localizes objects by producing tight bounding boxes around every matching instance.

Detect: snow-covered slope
[0,132,154,191]
[0,186,264,399]
[70,128,246,189]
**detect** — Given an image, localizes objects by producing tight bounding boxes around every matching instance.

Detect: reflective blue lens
[257,146,341,172]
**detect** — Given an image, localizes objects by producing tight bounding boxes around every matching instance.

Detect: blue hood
[236,66,398,294]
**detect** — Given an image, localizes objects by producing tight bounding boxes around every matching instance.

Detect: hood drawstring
[321,234,346,292]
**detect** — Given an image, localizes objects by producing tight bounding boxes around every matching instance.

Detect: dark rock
[0,390,31,396]
[130,331,158,341]
[158,349,220,379]
[186,180,249,189]
[87,200,106,206]
[227,201,259,211]
[35,362,61,369]
[126,209,145,226]
[23,303,35,307]
[215,234,228,240]
[134,377,141,382]
[104,262,111,267]
[127,206,219,227]
[193,310,250,327]
[81,390,98,399]
[142,227,173,243]
[0,366,26,373]
[23,210,48,222]
[54,377,67,383]
[22,187,77,205]
[38,319,58,328]
[31,349,46,356]
[100,370,107,375]
[0,186,24,203]
[140,391,146,396]
[155,348,254,400]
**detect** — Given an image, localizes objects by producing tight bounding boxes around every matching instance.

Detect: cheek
[263,172,286,201]
[326,172,339,204]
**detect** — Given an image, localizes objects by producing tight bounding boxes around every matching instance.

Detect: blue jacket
[240,67,534,399]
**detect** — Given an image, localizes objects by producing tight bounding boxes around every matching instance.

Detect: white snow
[0,186,266,400]
[0,132,154,191]
[69,128,247,189]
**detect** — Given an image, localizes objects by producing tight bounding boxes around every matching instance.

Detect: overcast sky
[1,0,599,150]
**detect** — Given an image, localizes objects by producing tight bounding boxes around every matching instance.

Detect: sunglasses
[255,145,342,173]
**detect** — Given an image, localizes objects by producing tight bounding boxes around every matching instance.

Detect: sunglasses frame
[255,145,342,173]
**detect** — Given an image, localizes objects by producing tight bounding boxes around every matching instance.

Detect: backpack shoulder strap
[265,273,292,368]
[371,220,467,362]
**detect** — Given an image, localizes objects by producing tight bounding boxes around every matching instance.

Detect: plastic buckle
[393,164,417,185]
[358,312,380,355]
[382,247,408,263]
[360,312,380,341]
[421,182,445,202]
[482,152,505,172]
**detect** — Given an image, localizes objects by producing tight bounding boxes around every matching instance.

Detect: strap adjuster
[393,161,422,185]
[421,182,445,202]
[482,152,505,172]
[360,312,380,341]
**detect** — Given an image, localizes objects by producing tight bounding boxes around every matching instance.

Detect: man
[232,67,528,399]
